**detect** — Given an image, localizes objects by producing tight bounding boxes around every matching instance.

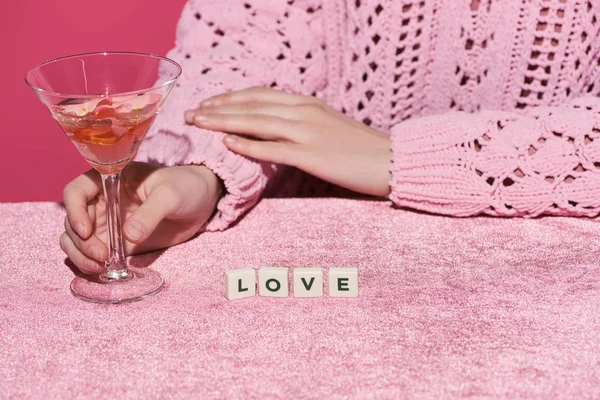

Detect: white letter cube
[259,267,289,297]
[225,268,256,300]
[328,268,358,297]
[293,268,323,297]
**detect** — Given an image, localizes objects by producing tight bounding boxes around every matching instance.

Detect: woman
[60,0,600,274]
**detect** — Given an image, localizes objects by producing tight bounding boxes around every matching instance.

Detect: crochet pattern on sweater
[136,0,600,229]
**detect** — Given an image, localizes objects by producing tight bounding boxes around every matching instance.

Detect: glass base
[70,267,164,304]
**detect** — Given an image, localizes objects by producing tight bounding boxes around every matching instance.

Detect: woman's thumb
[123,186,179,243]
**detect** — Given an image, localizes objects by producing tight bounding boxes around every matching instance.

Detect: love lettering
[225,267,358,300]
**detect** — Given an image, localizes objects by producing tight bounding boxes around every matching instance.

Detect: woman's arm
[136,0,328,230]
[390,96,600,217]
[186,88,600,218]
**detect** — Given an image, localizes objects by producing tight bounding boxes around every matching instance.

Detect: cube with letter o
[259,267,289,297]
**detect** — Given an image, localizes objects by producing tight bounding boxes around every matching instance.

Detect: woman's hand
[184,87,391,197]
[61,162,222,274]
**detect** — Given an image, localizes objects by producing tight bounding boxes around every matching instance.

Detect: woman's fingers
[199,86,320,108]
[63,171,102,239]
[64,217,108,263]
[59,232,104,275]
[223,135,296,166]
[192,113,295,141]
[185,103,303,123]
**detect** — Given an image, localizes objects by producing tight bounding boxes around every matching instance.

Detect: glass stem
[101,173,129,280]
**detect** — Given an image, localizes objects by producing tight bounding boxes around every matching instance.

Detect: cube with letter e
[328,268,358,298]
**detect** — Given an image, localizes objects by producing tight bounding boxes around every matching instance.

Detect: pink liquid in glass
[52,94,161,174]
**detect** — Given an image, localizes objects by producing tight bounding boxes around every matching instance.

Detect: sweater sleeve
[389,96,600,217]
[135,0,327,230]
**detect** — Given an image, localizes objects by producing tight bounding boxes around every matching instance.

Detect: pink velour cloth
[1,199,600,399]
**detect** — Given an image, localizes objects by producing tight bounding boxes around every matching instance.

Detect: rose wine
[52,94,161,174]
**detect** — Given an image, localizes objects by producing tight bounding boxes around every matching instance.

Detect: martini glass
[26,52,182,303]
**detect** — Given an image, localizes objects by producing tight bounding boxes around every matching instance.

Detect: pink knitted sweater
[136,0,600,230]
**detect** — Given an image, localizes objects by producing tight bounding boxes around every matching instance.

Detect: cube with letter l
[225,268,256,300]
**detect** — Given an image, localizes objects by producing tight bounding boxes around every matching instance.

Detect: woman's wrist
[187,164,225,204]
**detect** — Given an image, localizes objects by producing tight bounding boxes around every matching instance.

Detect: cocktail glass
[26,52,182,303]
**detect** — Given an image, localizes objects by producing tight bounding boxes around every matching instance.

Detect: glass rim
[24,51,182,99]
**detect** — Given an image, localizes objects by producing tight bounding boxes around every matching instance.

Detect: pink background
[1,0,188,202]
